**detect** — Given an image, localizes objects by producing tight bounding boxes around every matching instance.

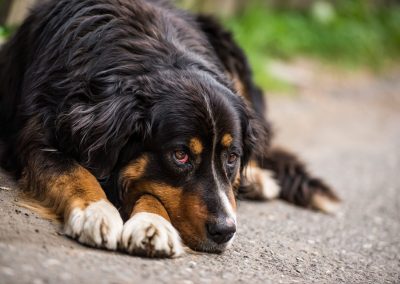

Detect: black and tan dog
[0,0,339,257]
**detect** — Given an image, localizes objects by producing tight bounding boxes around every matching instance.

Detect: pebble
[363,243,372,249]
[188,261,197,268]
[43,258,61,267]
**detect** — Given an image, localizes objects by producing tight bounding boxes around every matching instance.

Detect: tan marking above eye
[221,134,233,147]
[189,137,203,155]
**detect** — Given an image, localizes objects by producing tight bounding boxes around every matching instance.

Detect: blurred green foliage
[1,0,399,92]
[0,25,17,47]
[0,25,11,39]
[223,0,400,90]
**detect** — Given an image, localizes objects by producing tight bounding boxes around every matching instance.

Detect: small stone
[43,258,61,267]
[188,261,197,268]
[363,243,372,249]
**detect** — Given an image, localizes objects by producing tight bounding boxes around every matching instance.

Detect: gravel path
[1,64,399,284]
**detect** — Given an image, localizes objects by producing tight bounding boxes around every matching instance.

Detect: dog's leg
[259,148,340,213]
[239,149,340,213]
[17,118,123,249]
[238,161,281,201]
[20,152,123,249]
[120,195,184,258]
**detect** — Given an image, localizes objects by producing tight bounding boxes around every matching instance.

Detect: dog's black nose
[206,218,236,244]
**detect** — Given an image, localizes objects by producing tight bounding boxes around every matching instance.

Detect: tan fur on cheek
[221,134,233,147]
[171,192,209,247]
[123,181,209,248]
[121,181,182,222]
[190,137,203,155]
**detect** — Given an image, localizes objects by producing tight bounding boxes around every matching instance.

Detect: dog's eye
[173,150,189,164]
[227,153,238,165]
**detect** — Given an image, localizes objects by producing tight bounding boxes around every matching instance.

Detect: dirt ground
[1,62,399,284]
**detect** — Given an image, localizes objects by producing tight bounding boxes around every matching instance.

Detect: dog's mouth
[192,235,236,253]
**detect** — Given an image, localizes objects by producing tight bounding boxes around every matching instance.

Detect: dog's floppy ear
[56,84,152,179]
[235,97,270,169]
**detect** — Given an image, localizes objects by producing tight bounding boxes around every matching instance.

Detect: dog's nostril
[206,218,236,244]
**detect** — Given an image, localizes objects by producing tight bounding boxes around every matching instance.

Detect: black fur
[0,0,337,220]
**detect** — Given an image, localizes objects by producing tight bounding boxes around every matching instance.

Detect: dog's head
[65,69,263,252]
[119,69,264,252]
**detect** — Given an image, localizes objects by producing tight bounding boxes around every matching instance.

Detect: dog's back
[0,0,224,171]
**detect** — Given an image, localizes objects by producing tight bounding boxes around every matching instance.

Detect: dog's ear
[236,98,270,170]
[56,86,152,179]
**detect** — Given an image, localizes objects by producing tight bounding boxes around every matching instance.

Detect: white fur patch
[64,200,123,250]
[199,88,237,223]
[245,166,281,200]
[217,188,237,223]
[311,193,340,214]
[120,212,183,258]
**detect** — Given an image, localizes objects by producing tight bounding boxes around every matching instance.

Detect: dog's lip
[192,233,236,253]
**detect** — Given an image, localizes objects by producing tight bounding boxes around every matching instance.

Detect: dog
[0,0,339,257]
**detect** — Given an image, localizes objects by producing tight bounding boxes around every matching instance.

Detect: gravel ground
[0,64,399,284]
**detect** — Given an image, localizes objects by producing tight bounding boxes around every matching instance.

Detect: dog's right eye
[173,150,189,164]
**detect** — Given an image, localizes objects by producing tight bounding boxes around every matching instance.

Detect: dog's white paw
[245,166,281,200]
[120,212,184,258]
[64,200,123,250]
[258,169,281,199]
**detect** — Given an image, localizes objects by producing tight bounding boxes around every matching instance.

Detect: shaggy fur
[0,0,339,257]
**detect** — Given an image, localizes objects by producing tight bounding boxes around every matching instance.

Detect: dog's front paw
[120,212,184,258]
[64,200,123,250]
